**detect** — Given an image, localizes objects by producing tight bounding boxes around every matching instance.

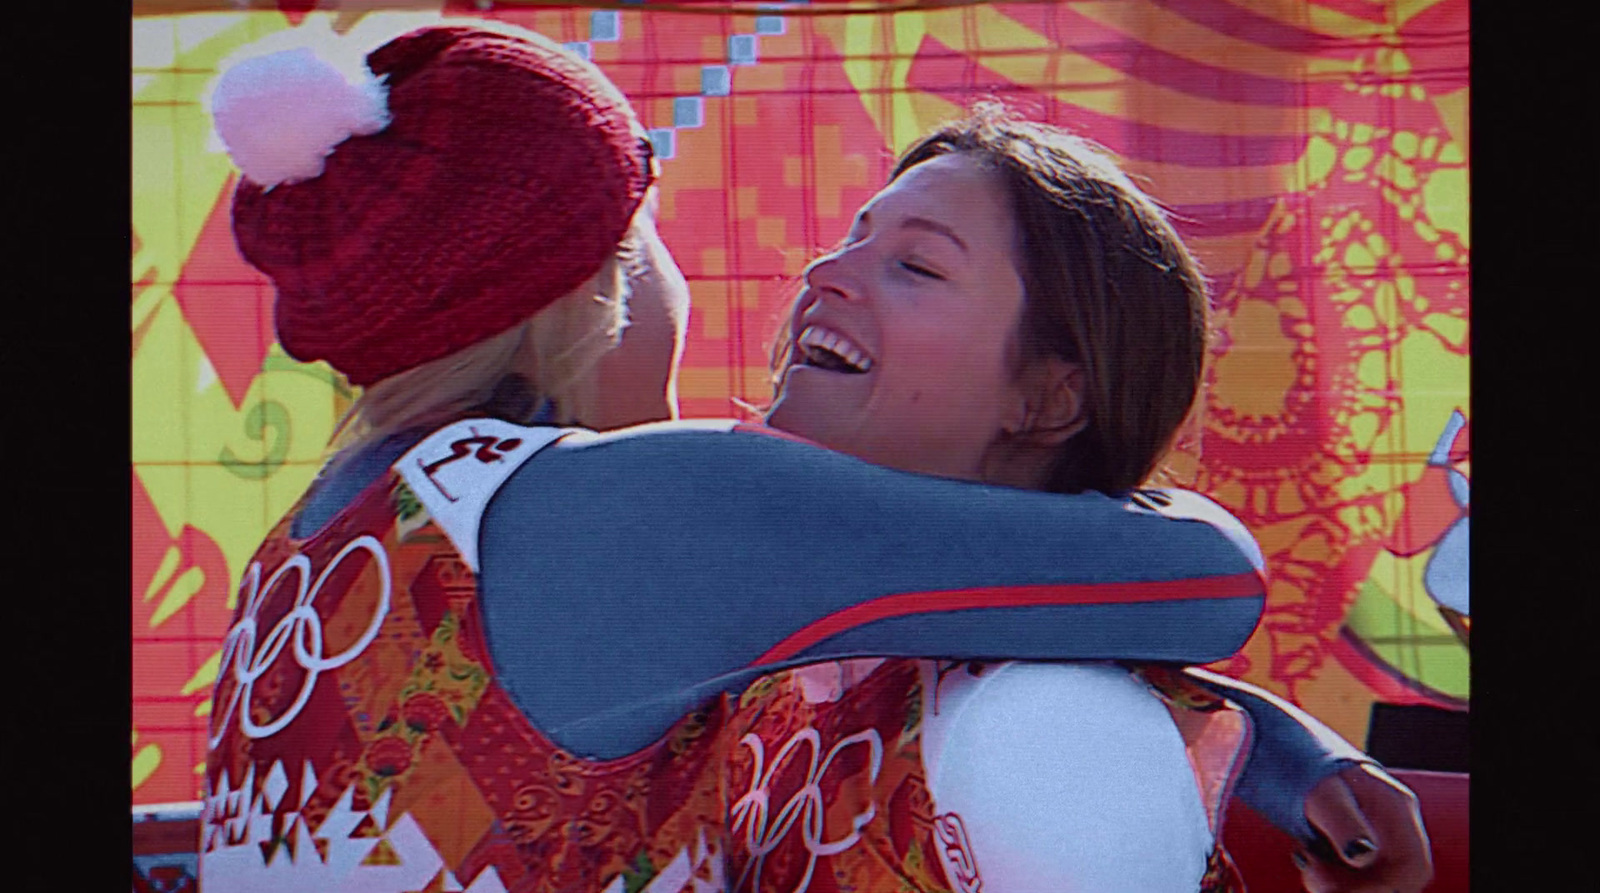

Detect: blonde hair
[327,221,645,459]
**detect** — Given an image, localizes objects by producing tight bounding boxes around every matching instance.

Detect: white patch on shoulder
[394,419,566,572]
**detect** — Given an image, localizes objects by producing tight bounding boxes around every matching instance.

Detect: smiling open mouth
[797,325,874,374]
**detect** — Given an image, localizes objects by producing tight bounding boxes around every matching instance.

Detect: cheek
[663,270,692,329]
[899,328,1015,429]
[603,319,674,394]
[665,294,690,358]
[894,319,1012,392]
[874,362,988,441]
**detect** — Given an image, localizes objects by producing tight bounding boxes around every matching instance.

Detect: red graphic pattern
[202,470,729,892]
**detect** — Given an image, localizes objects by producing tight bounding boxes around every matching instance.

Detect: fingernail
[1343,837,1376,862]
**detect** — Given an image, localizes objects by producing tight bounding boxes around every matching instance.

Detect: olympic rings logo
[933,812,984,893]
[208,535,392,747]
[730,726,883,893]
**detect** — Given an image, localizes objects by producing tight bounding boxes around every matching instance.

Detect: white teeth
[798,325,874,372]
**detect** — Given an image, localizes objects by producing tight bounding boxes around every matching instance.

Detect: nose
[802,245,863,303]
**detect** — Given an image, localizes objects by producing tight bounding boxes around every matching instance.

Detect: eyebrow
[855,210,969,254]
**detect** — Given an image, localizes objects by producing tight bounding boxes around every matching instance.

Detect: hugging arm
[1186,668,1376,841]
[473,422,1405,849]
[1191,668,1434,891]
[479,423,1266,757]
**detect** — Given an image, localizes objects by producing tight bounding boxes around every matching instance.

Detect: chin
[766,395,843,451]
[770,366,865,426]
[763,396,810,439]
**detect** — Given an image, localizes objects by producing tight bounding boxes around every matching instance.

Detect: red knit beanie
[219,24,655,386]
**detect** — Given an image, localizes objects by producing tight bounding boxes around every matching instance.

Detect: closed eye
[900,261,945,280]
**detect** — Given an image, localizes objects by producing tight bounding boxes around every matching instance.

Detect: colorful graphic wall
[132,0,1469,805]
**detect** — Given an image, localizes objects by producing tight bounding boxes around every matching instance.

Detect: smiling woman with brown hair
[742,105,1433,893]
[769,107,1209,498]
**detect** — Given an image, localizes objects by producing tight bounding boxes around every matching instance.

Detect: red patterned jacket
[203,418,1269,892]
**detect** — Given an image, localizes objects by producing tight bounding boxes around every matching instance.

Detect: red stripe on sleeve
[752,572,1265,665]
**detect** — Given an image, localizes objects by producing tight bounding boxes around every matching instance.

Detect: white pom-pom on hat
[208,21,391,189]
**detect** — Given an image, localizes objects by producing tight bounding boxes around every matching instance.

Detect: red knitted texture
[230,26,654,386]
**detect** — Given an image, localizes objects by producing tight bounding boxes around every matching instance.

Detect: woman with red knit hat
[197,20,1423,893]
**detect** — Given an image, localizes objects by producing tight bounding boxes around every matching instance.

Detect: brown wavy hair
[770,104,1211,495]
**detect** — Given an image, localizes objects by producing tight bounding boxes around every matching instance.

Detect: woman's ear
[1003,357,1089,446]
